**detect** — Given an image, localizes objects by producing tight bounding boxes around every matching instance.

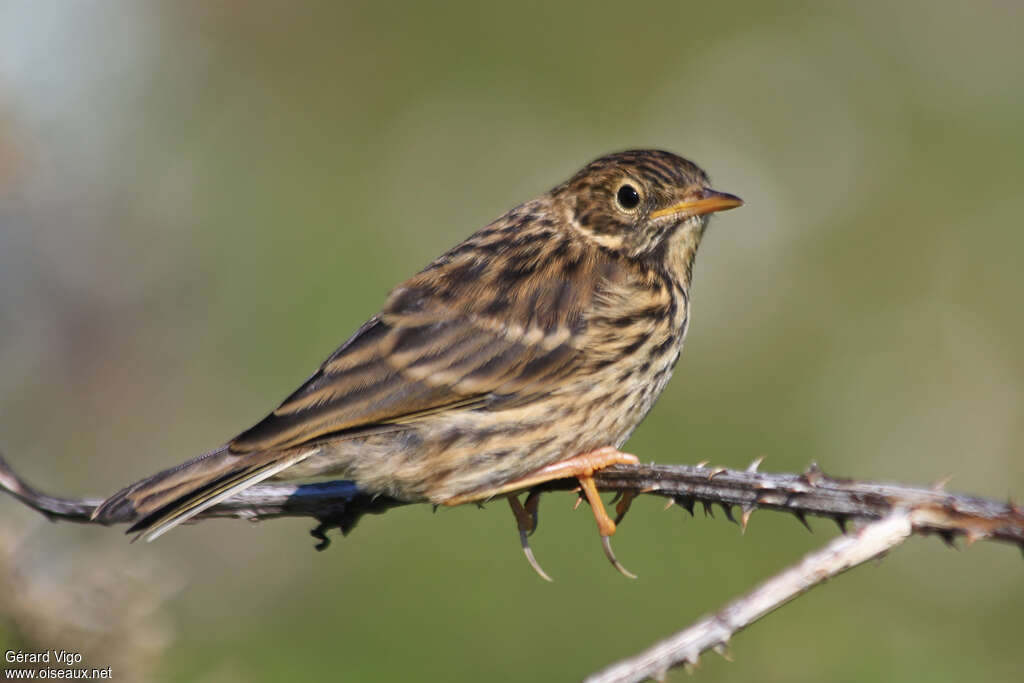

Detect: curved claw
[509,493,553,581]
[601,535,637,579]
[520,529,554,582]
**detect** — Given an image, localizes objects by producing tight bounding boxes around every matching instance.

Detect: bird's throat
[663,221,705,292]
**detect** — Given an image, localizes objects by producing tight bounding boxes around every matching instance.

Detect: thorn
[432,504,440,513]
[695,461,709,468]
[663,498,676,511]
[614,490,639,526]
[712,642,733,662]
[794,511,813,533]
[802,462,824,484]
[601,536,637,579]
[609,491,623,504]
[740,506,754,533]
[965,529,988,547]
[938,530,958,549]
[708,467,727,480]
[702,501,714,518]
[653,669,668,682]
[833,516,848,534]
[930,475,953,491]
[573,495,585,511]
[677,496,695,515]
[746,456,765,473]
[721,503,737,525]
[520,529,554,582]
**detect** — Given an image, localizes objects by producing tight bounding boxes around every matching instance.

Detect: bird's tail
[91,446,314,542]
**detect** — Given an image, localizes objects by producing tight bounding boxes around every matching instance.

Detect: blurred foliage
[0,519,177,681]
[1,1,1022,681]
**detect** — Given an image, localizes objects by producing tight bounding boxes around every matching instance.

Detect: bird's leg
[572,463,638,579]
[521,489,543,534]
[507,492,552,582]
[445,446,639,578]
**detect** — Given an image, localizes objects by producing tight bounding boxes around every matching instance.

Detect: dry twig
[585,511,914,682]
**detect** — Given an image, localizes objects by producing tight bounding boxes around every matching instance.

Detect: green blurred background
[1,1,1022,681]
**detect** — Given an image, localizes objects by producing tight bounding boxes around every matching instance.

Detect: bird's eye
[616,184,641,210]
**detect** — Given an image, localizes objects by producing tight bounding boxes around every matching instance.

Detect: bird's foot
[445,446,639,579]
[573,464,638,579]
[513,447,639,578]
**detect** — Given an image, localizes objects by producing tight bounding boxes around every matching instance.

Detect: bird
[92,149,742,579]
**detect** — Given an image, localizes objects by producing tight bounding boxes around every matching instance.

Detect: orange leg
[444,447,640,578]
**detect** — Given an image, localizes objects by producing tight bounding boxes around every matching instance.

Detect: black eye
[616,184,640,210]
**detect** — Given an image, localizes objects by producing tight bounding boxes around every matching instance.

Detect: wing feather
[229,234,625,454]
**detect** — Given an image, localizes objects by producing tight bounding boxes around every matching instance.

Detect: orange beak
[650,188,743,221]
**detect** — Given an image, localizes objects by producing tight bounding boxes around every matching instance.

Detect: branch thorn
[740,506,754,533]
[794,510,813,533]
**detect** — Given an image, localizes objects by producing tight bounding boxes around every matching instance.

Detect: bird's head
[554,149,742,260]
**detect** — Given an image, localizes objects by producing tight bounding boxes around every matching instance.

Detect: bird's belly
[286,332,685,503]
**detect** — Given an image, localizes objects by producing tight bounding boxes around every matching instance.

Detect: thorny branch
[585,511,916,683]
[3,451,1020,550]
[2,450,1021,681]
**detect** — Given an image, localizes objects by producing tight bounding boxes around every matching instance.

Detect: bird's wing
[229,236,623,453]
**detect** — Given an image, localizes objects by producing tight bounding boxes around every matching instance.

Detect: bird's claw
[508,493,553,581]
[519,528,554,582]
[601,535,637,579]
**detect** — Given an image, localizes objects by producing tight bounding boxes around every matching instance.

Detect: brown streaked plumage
[92,149,742,577]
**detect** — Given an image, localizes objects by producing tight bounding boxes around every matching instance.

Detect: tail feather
[92,446,314,542]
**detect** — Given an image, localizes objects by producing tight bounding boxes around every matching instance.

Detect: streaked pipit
[93,149,742,578]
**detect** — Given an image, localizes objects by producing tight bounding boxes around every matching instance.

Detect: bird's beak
[650,188,744,221]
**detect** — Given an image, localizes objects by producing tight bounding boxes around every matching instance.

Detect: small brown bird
[93,149,742,578]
